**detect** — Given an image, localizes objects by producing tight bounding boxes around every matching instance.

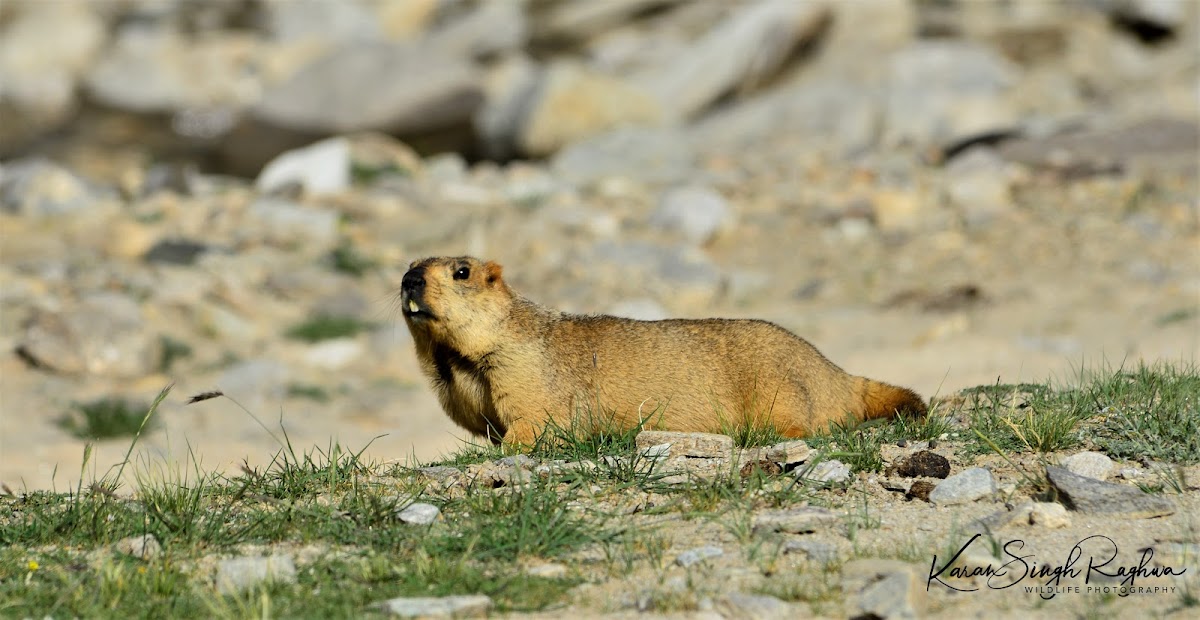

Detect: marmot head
[400,256,511,358]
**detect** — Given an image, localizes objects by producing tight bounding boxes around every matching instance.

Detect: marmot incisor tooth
[400,256,926,447]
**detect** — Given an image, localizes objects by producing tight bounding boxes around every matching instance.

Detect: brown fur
[399,256,926,447]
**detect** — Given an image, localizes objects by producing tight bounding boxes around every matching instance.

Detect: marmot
[400,256,926,447]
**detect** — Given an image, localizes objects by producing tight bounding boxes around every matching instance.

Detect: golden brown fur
[399,256,926,447]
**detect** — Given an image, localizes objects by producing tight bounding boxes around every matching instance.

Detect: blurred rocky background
[1,0,1197,490]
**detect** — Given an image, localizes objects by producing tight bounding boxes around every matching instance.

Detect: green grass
[286,383,331,402]
[6,362,1200,618]
[57,397,155,440]
[1080,361,1200,464]
[806,409,952,473]
[284,315,374,343]
[328,243,378,278]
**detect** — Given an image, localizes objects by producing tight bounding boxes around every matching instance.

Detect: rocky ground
[0,0,1197,557]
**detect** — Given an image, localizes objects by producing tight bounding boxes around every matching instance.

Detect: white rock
[799,459,851,484]
[928,467,997,505]
[1060,451,1114,481]
[377,594,493,618]
[651,185,733,245]
[302,338,364,370]
[216,554,297,595]
[1029,502,1071,529]
[676,545,724,567]
[256,137,351,196]
[396,502,440,525]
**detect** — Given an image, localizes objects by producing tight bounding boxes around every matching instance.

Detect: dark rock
[1046,465,1175,518]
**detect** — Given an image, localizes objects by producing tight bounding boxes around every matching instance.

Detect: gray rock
[551,126,695,187]
[882,41,1020,147]
[252,42,480,134]
[798,459,851,484]
[1028,502,1072,528]
[942,146,1015,228]
[417,466,462,483]
[689,78,879,159]
[396,502,440,525]
[114,534,161,559]
[215,554,297,595]
[475,54,541,161]
[376,595,493,618]
[226,41,480,174]
[928,467,996,506]
[1060,451,1114,481]
[256,137,351,196]
[0,2,106,154]
[741,441,812,466]
[752,507,840,534]
[675,545,724,567]
[0,159,96,216]
[635,431,733,459]
[524,563,568,579]
[635,1,831,119]
[517,61,663,157]
[996,117,1200,177]
[84,28,260,114]
[715,592,793,620]
[782,540,840,563]
[651,185,733,245]
[429,0,528,60]
[843,559,925,620]
[538,0,678,42]
[496,454,538,468]
[263,0,382,43]
[1046,465,1175,518]
[245,199,339,251]
[607,299,669,321]
[1106,0,1189,32]
[18,293,161,378]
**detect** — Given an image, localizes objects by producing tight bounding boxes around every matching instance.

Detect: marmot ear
[408,259,419,269]
[483,261,503,285]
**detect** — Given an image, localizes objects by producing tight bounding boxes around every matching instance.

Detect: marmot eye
[453,266,470,280]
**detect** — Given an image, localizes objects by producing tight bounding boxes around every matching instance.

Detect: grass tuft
[285,315,374,343]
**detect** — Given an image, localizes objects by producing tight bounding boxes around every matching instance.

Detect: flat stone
[635,431,733,459]
[495,455,537,468]
[782,540,840,563]
[114,534,161,559]
[752,507,839,535]
[715,592,793,620]
[524,563,568,579]
[1029,502,1072,529]
[676,545,724,568]
[417,466,462,482]
[797,459,851,484]
[376,594,493,618]
[843,559,925,620]
[215,554,297,595]
[1046,466,1175,518]
[928,467,996,506]
[1059,451,1114,481]
[518,61,663,157]
[396,502,440,525]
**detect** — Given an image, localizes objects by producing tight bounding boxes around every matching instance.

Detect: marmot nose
[402,267,426,292]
